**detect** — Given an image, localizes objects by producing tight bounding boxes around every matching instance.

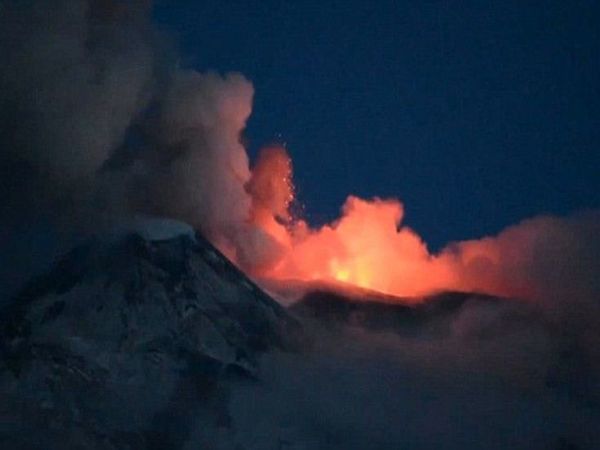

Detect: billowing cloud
[0,2,598,448]
[186,293,600,449]
[2,2,597,324]
[0,0,155,219]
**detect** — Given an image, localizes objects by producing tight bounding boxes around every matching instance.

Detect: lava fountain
[239,146,545,301]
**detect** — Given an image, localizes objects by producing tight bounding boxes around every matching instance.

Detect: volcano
[0,221,302,449]
[0,221,597,450]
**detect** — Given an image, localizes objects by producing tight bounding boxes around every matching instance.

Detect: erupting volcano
[1,2,599,449]
[207,143,589,305]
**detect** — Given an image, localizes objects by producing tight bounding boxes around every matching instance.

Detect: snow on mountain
[1,221,598,449]
[0,224,302,449]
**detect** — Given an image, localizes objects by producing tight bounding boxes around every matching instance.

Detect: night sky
[154,0,600,249]
[1,3,600,447]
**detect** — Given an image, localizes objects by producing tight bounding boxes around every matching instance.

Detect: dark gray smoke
[0,2,599,448]
[0,0,278,298]
[0,0,155,219]
[0,0,154,295]
[187,295,600,449]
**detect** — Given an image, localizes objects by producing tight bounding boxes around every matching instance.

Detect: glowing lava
[260,195,461,297]
[232,145,573,303]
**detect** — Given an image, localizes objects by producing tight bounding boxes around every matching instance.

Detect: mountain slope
[290,289,530,337]
[0,224,302,449]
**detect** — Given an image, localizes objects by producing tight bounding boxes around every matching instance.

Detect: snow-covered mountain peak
[0,227,303,448]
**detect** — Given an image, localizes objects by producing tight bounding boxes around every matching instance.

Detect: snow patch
[112,216,196,242]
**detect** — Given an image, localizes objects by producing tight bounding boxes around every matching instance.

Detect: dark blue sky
[154,0,599,249]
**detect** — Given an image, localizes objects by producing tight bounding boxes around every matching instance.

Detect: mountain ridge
[0,226,303,449]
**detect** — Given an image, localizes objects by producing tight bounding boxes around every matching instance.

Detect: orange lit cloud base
[237,145,568,302]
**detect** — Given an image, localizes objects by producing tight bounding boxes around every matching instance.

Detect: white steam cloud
[0,2,598,447]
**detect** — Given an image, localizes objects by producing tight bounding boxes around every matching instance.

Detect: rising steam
[190,142,599,314]
[1,0,598,314]
[1,2,599,448]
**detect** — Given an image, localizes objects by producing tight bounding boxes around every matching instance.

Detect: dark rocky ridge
[290,289,535,337]
[0,226,303,449]
[0,225,597,449]
[291,288,599,412]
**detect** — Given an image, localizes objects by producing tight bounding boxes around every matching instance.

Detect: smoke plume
[2,0,597,319]
[0,1,599,448]
[0,0,155,219]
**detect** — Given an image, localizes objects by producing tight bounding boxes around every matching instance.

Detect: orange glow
[238,146,540,302]
[261,196,461,298]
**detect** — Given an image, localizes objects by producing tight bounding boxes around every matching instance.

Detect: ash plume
[0,0,282,294]
[0,2,599,449]
[1,0,598,321]
[0,0,155,221]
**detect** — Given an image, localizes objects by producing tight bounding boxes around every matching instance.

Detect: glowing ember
[222,145,582,303]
